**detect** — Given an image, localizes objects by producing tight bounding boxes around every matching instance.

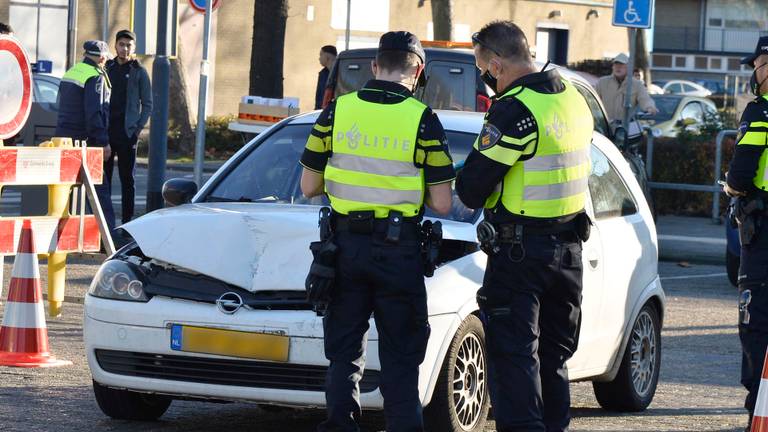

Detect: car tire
[92,380,172,420]
[726,248,740,288]
[424,314,490,432]
[593,303,661,412]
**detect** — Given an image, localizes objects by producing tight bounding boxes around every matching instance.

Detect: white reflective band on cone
[0,302,47,329]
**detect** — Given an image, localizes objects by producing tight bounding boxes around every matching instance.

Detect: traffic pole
[148,0,171,212]
[193,0,213,188]
[344,0,351,50]
[623,27,637,131]
[103,0,110,41]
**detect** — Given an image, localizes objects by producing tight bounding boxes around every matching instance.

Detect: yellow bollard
[45,137,74,317]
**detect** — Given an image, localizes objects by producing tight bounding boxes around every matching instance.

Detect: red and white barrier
[0,216,100,254]
[0,147,102,185]
[0,219,71,367]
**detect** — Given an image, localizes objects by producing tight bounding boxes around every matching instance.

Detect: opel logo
[216,292,244,314]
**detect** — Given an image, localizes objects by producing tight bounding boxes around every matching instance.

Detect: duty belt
[332,211,420,240]
[497,220,577,242]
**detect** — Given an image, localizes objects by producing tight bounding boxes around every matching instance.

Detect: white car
[84,69,665,431]
[653,79,712,98]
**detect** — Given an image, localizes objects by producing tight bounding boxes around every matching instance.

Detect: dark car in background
[323,44,492,113]
[14,73,60,146]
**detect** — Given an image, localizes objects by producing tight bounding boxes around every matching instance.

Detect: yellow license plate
[170,324,289,362]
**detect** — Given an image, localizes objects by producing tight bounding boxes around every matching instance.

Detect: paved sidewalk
[656,215,726,264]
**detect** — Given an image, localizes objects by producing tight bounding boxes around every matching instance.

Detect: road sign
[613,0,654,29]
[189,0,221,13]
[0,36,32,141]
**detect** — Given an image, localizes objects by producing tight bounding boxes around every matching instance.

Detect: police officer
[456,21,593,432]
[56,40,113,231]
[300,31,455,432]
[725,36,768,432]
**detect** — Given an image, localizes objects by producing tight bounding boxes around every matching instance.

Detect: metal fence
[645,129,737,224]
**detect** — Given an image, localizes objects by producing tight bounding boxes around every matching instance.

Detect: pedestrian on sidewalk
[315,45,337,109]
[106,29,152,226]
[595,53,657,122]
[724,36,768,432]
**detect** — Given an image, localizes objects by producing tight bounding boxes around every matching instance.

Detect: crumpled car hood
[122,203,477,292]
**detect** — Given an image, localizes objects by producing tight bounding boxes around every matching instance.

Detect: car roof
[288,109,484,134]
[337,47,476,62]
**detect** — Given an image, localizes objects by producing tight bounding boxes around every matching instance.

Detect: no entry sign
[188,0,221,13]
[0,36,32,141]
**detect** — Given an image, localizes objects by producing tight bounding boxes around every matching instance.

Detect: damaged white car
[84,71,665,432]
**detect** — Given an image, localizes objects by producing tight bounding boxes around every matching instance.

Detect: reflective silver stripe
[326,180,422,205]
[524,148,590,172]
[328,153,419,177]
[523,177,588,200]
[493,182,502,193]
[61,77,86,88]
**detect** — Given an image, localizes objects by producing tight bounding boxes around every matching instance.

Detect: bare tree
[418,0,453,41]
[249,0,288,98]
[632,29,652,86]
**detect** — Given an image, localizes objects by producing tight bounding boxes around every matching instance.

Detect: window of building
[728,58,741,71]
[589,146,638,220]
[710,58,723,70]
[653,54,673,68]
[708,18,723,27]
[695,57,708,69]
[675,56,687,68]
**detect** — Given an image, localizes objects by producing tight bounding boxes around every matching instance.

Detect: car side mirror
[682,117,697,126]
[613,126,628,149]
[162,178,198,207]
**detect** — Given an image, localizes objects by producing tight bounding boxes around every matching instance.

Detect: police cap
[378,31,425,64]
[83,40,112,59]
[741,36,768,67]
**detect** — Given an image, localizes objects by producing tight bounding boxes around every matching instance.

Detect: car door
[565,84,608,374]
[586,144,653,370]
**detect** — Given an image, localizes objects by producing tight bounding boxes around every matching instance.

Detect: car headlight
[88,260,149,302]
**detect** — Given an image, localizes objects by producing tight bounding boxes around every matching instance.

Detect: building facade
[1,0,629,116]
[652,0,768,82]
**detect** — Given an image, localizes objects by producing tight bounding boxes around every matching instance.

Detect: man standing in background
[595,53,657,122]
[106,29,152,228]
[315,45,337,109]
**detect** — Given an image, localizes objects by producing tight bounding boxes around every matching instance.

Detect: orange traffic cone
[0,219,71,367]
[752,348,768,431]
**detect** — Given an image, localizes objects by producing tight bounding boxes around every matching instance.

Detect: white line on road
[658,234,727,245]
[661,272,727,281]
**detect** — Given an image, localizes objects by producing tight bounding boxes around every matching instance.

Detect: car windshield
[203,123,481,223]
[641,96,680,122]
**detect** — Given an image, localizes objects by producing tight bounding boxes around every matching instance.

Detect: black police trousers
[318,230,430,432]
[106,118,138,226]
[739,216,768,416]
[478,232,582,432]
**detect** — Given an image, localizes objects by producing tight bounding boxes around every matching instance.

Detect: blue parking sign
[613,0,654,29]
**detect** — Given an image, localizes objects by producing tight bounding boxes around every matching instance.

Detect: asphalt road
[0,260,749,432]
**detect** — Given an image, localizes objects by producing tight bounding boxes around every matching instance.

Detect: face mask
[481,69,498,93]
[750,63,768,96]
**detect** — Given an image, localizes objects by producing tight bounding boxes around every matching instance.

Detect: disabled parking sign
[613,0,654,29]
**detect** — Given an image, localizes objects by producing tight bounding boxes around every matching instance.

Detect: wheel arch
[590,278,665,383]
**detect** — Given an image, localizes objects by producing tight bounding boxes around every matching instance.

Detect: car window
[665,83,683,94]
[204,124,479,223]
[334,58,374,97]
[682,83,698,93]
[573,84,609,136]
[588,145,637,220]
[422,62,474,111]
[35,77,59,104]
[643,96,678,122]
[680,102,703,121]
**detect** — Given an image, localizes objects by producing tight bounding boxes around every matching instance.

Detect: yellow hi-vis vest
[62,62,101,88]
[325,91,427,218]
[484,80,593,218]
[737,95,768,191]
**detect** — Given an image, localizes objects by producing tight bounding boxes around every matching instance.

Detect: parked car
[323,45,492,112]
[652,79,712,98]
[638,95,719,138]
[694,79,749,108]
[13,73,60,146]
[85,66,665,431]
